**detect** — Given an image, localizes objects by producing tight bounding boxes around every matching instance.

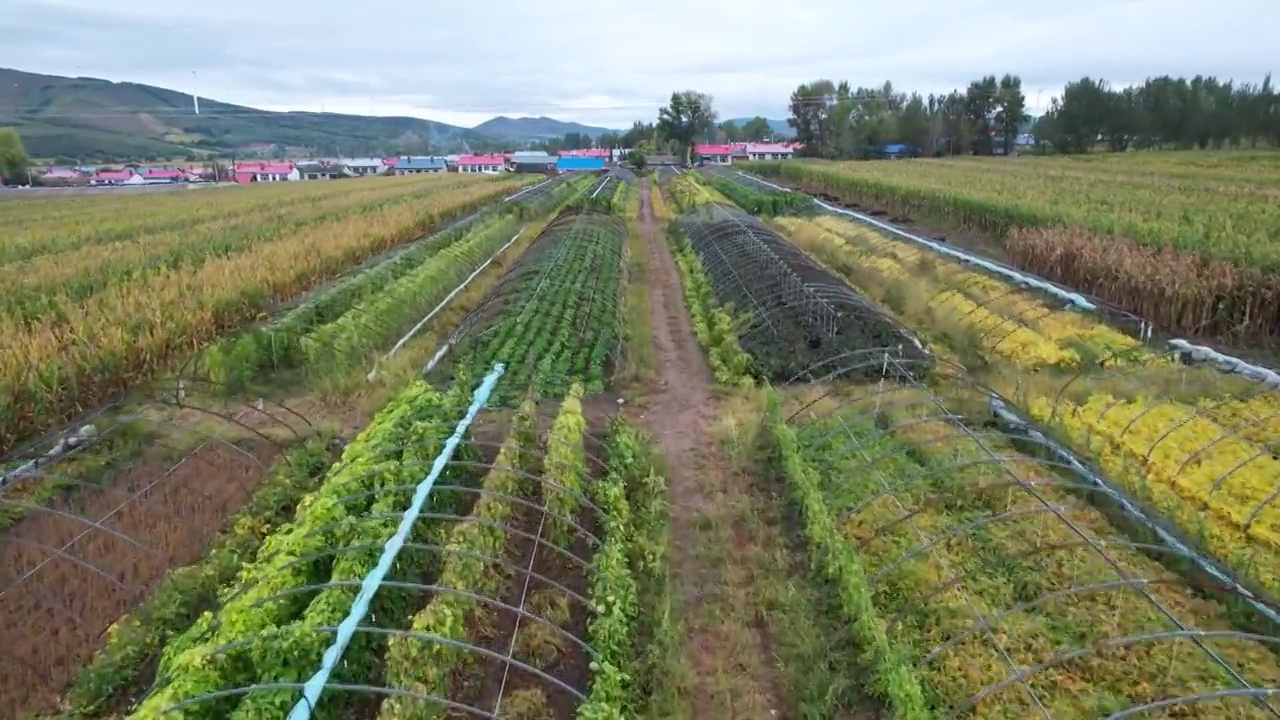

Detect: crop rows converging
[0,173,529,454]
[745,157,1280,342]
[3,168,669,720]
[768,212,1280,606]
[0,171,613,719]
[67,376,670,720]
[438,208,627,403]
[656,169,1280,718]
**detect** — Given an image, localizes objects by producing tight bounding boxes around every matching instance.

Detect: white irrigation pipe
[741,171,1280,387]
[367,227,526,381]
[589,176,612,199]
[0,425,98,492]
[742,172,1098,311]
[504,177,554,203]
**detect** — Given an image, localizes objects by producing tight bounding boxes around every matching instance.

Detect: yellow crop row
[821,392,1280,718]
[749,159,1280,340]
[774,216,1146,371]
[0,176,521,453]
[1028,393,1280,596]
[771,214,1280,601]
[749,156,1280,269]
[2,180,467,310]
[3,176,478,264]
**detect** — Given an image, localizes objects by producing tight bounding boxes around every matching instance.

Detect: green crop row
[128,379,476,720]
[575,420,656,719]
[302,215,523,370]
[667,232,754,389]
[377,395,538,720]
[763,390,930,720]
[543,383,588,549]
[198,213,485,387]
[459,214,624,403]
[705,173,815,217]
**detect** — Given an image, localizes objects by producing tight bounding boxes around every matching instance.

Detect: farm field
[0,173,532,454]
[0,172,600,719]
[657,169,1280,718]
[5,164,1280,720]
[746,153,1280,343]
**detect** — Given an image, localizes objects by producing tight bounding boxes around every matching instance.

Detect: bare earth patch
[629,178,786,720]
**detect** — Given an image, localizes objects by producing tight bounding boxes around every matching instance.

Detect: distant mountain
[1,68,611,160]
[471,115,615,141]
[724,117,794,138]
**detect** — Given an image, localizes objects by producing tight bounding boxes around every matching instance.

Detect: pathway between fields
[634,178,785,719]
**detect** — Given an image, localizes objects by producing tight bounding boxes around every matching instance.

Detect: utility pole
[192,70,200,114]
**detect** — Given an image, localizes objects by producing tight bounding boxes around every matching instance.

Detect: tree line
[788,75,1028,158]
[786,73,1280,159]
[1036,75,1280,152]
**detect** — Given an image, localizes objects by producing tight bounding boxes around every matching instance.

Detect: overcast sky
[2,0,1274,129]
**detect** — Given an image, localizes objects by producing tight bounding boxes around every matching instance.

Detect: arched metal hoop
[428,209,627,402]
[0,378,322,718]
[781,357,1280,719]
[671,202,933,383]
[134,424,617,720]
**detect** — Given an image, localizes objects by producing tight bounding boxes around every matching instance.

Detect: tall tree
[717,120,742,142]
[788,80,837,156]
[740,116,773,141]
[0,128,30,185]
[657,90,717,164]
[995,74,1028,154]
[965,75,1000,154]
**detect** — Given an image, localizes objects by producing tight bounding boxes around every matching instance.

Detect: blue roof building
[557,156,606,172]
[880,143,911,158]
[394,156,447,174]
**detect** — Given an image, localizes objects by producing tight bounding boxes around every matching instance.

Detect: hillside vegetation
[1,68,616,160]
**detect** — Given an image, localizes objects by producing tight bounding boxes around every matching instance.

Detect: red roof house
[233,162,298,182]
[744,143,796,160]
[457,155,505,174]
[695,144,734,165]
[89,169,141,185]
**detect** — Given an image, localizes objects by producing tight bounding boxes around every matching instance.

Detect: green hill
[0,67,475,160]
[470,115,615,141]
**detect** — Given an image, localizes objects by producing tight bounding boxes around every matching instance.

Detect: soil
[0,436,279,719]
[446,426,598,720]
[629,178,786,719]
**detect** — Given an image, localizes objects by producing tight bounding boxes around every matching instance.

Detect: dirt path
[633,178,785,719]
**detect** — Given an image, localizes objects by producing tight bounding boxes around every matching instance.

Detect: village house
[296,161,353,180]
[457,155,505,174]
[139,168,186,184]
[233,162,300,183]
[89,169,144,186]
[392,157,447,174]
[38,168,83,185]
[343,157,390,177]
[695,144,734,165]
[510,151,557,173]
[744,142,795,161]
[558,148,611,159]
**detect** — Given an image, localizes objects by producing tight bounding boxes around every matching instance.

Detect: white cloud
[2,0,1273,126]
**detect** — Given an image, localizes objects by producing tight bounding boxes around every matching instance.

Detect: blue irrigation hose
[286,363,506,720]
